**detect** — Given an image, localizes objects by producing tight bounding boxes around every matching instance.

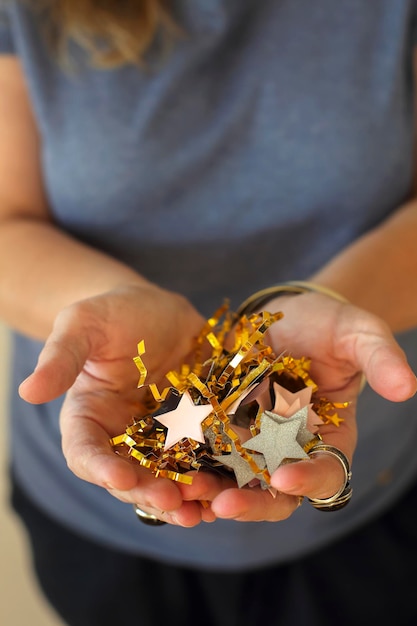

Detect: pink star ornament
[272,382,323,433]
[154,390,213,450]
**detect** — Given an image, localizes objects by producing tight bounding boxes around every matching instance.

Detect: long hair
[32,0,176,67]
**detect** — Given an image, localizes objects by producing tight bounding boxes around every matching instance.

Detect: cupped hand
[177,292,417,522]
[18,284,217,526]
[18,288,417,527]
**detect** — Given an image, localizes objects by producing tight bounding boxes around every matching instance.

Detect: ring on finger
[133,504,167,526]
[307,443,352,512]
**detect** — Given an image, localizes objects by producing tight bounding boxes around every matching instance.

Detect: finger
[19,336,90,404]
[62,406,139,490]
[177,470,237,503]
[19,308,92,404]
[270,452,347,500]
[60,399,186,516]
[159,500,215,527]
[127,498,215,527]
[269,406,355,501]
[60,394,194,516]
[360,339,416,401]
[341,314,417,401]
[211,486,300,522]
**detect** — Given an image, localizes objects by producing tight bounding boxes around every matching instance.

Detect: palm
[266,292,395,397]
[19,285,211,519]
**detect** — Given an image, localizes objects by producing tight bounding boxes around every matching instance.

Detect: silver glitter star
[213,443,266,488]
[264,407,316,448]
[242,411,308,474]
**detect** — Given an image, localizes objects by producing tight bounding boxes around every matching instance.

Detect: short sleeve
[0,1,15,53]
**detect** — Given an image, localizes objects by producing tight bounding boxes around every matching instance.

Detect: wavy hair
[32,0,176,67]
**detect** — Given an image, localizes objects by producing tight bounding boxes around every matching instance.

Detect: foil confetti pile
[110,303,345,490]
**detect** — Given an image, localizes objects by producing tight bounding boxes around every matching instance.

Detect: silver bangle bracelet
[236,280,348,318]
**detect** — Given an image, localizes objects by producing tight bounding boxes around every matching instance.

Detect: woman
[1,1,417,624]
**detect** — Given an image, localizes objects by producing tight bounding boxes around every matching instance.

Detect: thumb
[353,331,417,402]
[19,330,91,404]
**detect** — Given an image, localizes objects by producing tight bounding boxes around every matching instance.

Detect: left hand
[177,292,417,522]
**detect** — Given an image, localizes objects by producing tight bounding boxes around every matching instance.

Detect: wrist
[236,281,348,318]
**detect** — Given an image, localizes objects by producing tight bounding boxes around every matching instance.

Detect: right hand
[19,284,218,525]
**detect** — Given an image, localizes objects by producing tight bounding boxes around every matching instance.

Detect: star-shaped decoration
[213,443,266,488]
[272,382,323,433]
[264,407,315,448]
[325,412,344,427]
[242,412,308,474]
[154,391,213,450]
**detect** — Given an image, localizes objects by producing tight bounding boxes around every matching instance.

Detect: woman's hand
[176,292,417,522]
[18,284,220,526]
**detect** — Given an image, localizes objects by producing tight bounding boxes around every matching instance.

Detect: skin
[1,56,416,526]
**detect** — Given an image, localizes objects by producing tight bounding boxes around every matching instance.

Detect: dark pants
[10,477,417,626]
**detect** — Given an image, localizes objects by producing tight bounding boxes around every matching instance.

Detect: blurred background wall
[0,322,63,625]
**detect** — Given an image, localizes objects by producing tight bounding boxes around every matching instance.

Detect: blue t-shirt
[2,0,417,570]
